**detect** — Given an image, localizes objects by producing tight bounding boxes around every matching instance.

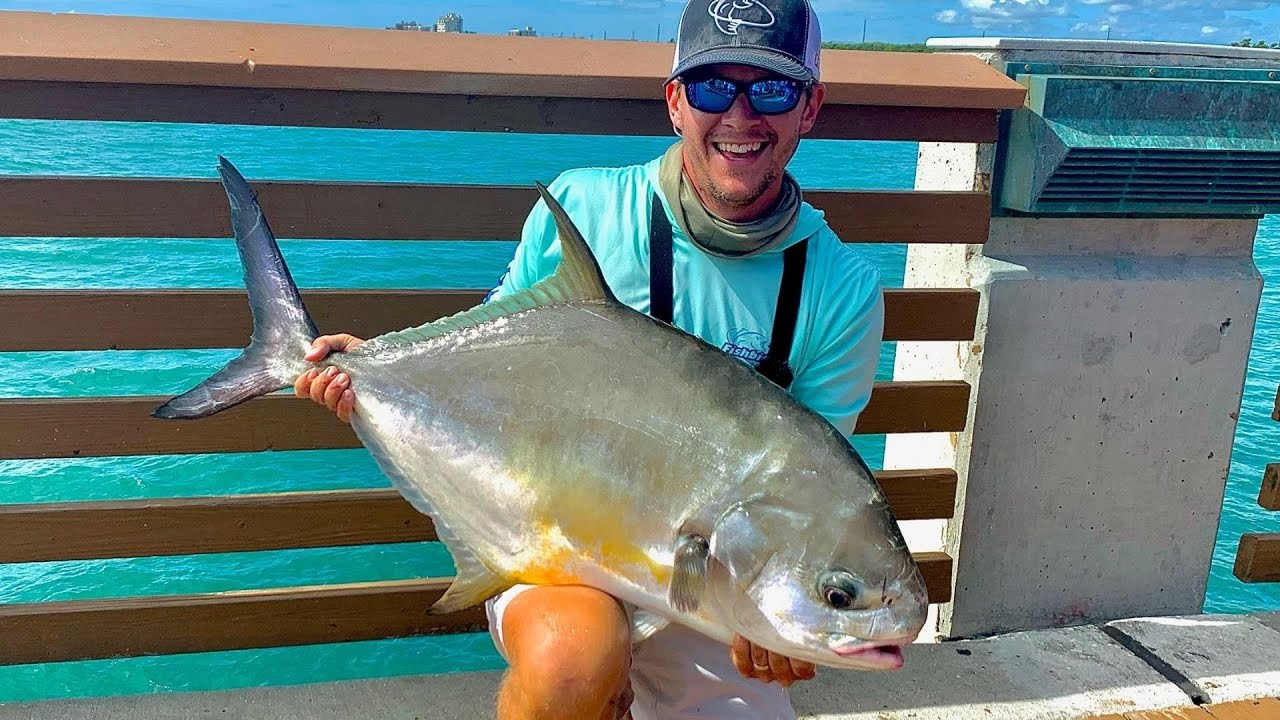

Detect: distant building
[436,13,463,33]
[508,25,537,37]
[387,20,432,31]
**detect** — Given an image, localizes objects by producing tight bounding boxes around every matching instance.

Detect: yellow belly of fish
[511,522,672,589]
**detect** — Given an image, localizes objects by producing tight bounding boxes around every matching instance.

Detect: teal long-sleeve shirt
[487,154,885,440]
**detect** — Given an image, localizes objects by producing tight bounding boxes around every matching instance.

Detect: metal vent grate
[996,64,1280,216]
[1038,148,1280,206]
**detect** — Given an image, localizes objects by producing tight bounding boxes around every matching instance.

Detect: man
[297,0,885,717]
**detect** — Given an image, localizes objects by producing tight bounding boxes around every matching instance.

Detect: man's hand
[731,635,817,687]
[295,334,364,423]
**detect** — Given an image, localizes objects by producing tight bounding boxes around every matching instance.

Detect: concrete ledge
[1105,614,1280,704]
[1255,611,1280,635]
[0,613,1276,719]
[790,625,1187,720]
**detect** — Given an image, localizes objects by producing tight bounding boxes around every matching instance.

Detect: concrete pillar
[886,38,1269,639]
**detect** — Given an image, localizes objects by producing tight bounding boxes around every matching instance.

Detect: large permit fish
[155,157,929,670]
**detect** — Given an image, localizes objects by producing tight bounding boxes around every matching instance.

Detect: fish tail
[153,157,319,420]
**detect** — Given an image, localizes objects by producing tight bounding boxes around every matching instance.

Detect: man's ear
[799,82,825,135]
[665,80,685,136]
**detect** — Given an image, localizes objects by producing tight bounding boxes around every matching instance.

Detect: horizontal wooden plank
[917,551,953,604]
[0,489,435,563]
[0,553,953,665]
[0,290,485,352]
[875,469,959,521]
[0,470,956,563]
[856,381,970,435]
[0,381,970,460]
[883,289,980,342]
[0,578,485,666]
[1260,464,1280,512]
[0,178,992,245]
[0,12,1028,111]
[1233,533,1280,583]
[0,81,999,142]
[0,287,979,352]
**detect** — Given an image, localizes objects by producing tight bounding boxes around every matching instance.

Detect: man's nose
[719,92,762,127]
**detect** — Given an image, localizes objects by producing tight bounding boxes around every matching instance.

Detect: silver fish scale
[326,298,876,615]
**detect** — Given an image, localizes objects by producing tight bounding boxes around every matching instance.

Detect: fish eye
[818,570,860,610]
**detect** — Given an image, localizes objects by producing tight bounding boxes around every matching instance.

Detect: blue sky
[2,0,1279,46]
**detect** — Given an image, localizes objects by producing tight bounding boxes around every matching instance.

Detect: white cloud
[941,0,1279,38]
[954,0,1068,27]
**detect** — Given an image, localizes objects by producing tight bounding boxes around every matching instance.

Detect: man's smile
[712,140,770,162]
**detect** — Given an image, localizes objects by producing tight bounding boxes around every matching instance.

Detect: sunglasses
[680,75,810,116]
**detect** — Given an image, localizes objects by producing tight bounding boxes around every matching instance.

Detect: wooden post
[1261,464,1280,512]
[1234,533,1280,584]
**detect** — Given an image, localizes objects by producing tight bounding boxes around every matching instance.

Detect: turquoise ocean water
[1,120,1277,702]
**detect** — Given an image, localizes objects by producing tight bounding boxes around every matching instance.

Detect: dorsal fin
[358,182,616,351]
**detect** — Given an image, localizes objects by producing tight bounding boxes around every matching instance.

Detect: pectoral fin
[668,533,709,613]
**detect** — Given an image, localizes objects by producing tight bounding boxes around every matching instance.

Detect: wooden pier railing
[0,10,1028,665]
[1234,383,1280,584]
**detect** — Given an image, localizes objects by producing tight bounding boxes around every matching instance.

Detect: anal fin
[430,564,512,615]
[630,608,671,644]
[425,496,512,614]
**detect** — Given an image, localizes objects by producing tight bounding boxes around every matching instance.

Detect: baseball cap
[669,0,822,83]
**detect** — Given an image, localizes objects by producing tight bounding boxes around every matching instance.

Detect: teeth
[716,142,764,154]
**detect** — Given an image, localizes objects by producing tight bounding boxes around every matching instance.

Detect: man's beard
[704,165,781,210]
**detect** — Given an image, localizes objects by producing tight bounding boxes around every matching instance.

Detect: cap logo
[707,0,776,35]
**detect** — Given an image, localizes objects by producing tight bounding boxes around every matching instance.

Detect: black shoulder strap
[648,190,807,390]
[755,239,808,390]
[649,192,675,325]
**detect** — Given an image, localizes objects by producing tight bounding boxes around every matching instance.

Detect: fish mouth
[827,638,912,670]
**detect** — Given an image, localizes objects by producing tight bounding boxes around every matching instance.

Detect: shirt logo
[722,328,768,365]
[708,0,776,35]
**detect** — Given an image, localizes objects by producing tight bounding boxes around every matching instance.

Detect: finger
[793,659,817,681]
[337,389,356,424]
[304,337,332,362]
[309,367,336,404]
[749,641,773,683]
[323,373,348,411]
[768,651,797,687]
[294,369,318,398]
[730,635,755,679]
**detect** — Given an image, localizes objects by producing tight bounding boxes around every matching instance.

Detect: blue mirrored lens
[685,77,803,115]
[750,79,801,113]
[687,78,738,113]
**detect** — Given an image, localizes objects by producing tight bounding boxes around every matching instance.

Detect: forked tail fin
[153,157,318,420]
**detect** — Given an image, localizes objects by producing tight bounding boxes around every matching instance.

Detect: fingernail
[326,367,337,377]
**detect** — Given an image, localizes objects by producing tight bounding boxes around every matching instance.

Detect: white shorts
[486,584,797,720]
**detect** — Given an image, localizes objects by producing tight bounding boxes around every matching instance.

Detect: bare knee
[498,586,632,720]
